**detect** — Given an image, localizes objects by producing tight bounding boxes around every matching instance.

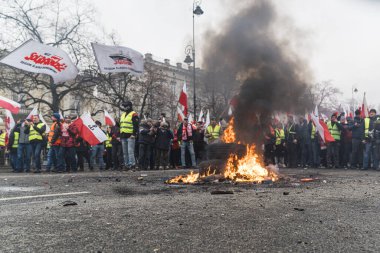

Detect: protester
[120,101,139,169]
[105,126,113,170]
[47,113,64,173]
[76,137,91,171]
[110,119,123,171]
[138,119,155,170]
[0,129,5,166]
[15,119,32,172]
[60,115,78,172]
[90,121,105,171]
[26,115,46,173]
[285,117,298,168]
[349,110,363,169]
[177,117,197,168]
[7,128,19,172]
[274,123,286,167]
[193,121,206,163]
[326,114,344,168]
[205,117,222,144]
[154,121,173,170]
[297,117,312,168]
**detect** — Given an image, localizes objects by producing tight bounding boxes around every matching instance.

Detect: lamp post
[351,85,358,111]
[184,0,203,120]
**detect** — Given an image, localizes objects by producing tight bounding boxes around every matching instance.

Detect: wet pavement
[0,168,380,252]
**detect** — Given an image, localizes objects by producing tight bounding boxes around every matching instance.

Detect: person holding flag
[25,115,46,173]
[47,113,64,173]
[119,101,139,170]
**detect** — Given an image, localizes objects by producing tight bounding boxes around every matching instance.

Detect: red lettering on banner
[24,52,67,72]
[114,59,132,65]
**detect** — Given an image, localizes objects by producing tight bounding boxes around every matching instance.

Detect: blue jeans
[17,143,32,172]
[46,148,57,171]
[48,146,65,172]
[363,142,379,169]
[181,141,196,167]
[90,145,105,169]
[10,149,18,171]
[30,142,42,171]
[311,138,320,167]
[121,138,136,166]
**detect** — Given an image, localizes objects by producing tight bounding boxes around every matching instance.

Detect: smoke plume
[202,0,311,145]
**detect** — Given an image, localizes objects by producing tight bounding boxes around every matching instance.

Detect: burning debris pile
[166,119,279,184]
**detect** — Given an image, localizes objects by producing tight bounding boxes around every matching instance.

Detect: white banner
[91,43,144,76]
[0,40,78,83]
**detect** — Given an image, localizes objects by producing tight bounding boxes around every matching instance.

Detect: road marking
[0,191,90,201]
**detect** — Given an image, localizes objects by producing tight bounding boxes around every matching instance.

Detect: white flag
[314,105,319,117]
[198,109,204,122]
[0,40,78,83]
[26,107,38,120]
[205,110,210,128]
[188,113,193,123]
[39,113,50,133]
[91,43,144,76]
[228,105,233,116]
[104,110,116,126]
[72,113,108,146]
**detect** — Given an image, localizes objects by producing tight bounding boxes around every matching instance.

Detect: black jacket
[155,128,174,150]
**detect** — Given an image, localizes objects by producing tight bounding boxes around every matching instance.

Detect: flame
[166,117,279,184]
[224,145,278,183]
[222,118,238,143]
[165,167,216,184]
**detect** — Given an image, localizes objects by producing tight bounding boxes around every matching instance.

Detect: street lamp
[184,0,203,120]
[351,85,358,111]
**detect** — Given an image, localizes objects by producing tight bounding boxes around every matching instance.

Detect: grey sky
[94,0,380,106]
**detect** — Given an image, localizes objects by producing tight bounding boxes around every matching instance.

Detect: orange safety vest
[48,122,61,145]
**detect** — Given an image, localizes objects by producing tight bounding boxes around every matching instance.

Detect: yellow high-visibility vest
[275,128,285,145]
[311,124,316,139]
[327,121,341,141]
[0,132,6,146]
[207,125,221,139]
[105,133,112,148]
[29,123,45,141]
[12,132,19,149]
[120,111,136,134]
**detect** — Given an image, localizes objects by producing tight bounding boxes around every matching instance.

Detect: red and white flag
[0,40,78,83]
[204,110,210,129]
[198,109,204,122]
[71,113,108,146]
[310,113,335,143]
[0,95,21,114]
[178,82,188,116]
[361,92,369,118]
[177,106,185,121]
[26,107,38,120]
[104,110,116,126]
[91,43,144,76]
[5,109,15,134]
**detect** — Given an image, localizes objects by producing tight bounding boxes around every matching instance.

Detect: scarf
[182,123,193,141]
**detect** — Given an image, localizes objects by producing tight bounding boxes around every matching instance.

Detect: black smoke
[202,0,311,145]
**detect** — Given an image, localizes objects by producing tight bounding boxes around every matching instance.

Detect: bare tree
[0,0,99,113]
[305,80,342,111]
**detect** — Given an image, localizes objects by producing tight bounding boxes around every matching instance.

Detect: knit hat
[52,113,60,121]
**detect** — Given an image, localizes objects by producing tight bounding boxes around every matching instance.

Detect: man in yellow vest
[327,114,344,168]
[363,109,380,170]
[0,129,6,166]
[105,126,113,170]
[25,115,46,173]
[205,117,222,144]
[7,128,19,172]
[274,123,286,167]
[120,101,139,169]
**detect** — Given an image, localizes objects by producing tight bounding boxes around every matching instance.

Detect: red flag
[311,113,335,143]
[177,106,185,121]
[104,110,116,126]
[0,95,21,114]
[178,82,188,116]
[320,120,335,143]
[361,92,369,118]
[71,114,108,146]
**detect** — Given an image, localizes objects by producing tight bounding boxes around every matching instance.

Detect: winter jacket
[138,124,155,145]
[348,116,363,140]
[60,123,79,147]
[155,128,174,150]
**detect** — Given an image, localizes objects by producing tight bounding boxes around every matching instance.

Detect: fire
[165,167,216,184]
[222,118,238,143]
[166,117,279,184]
[224,145,278,183]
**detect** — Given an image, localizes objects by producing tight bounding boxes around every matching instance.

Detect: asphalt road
[0,167,380,253]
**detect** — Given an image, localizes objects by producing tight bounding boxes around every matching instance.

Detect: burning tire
[206,143,246,160]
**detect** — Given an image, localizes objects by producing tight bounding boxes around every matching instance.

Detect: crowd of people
[1,102,379,172]
[266,109,380,170]
[0,101,224,173]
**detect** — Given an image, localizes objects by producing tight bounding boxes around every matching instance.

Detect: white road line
[0,191,90,201]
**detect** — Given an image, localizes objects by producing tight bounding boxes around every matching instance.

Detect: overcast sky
[94,0,380,106]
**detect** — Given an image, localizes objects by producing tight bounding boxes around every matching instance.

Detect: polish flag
[178,82,188,116]
[104,110,116,126]
[5,109,15,135]
[0,95,21,114]
[26,107,38,120]
[204,110,210,129]
[177,106,185,121]
[361,92,369,118]
[310,113,335,143]
[71,113,108,146]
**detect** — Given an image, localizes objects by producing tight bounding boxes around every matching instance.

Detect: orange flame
[166,117,279,184]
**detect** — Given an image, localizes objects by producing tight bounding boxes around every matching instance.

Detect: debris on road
[60,200,78,207]
[115,178,121,182]
[137,177,144,180]
[283,192,290,195]
[294,208,305,211]
[300,178,317,182]
[210,190,234,195]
